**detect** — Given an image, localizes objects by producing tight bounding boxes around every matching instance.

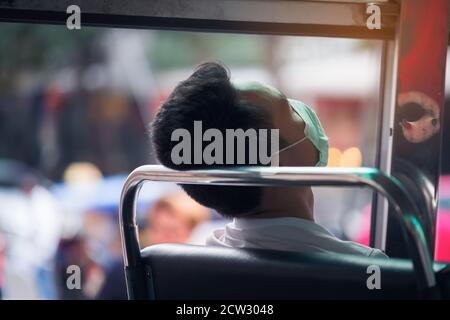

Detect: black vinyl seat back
[140,243,450,300]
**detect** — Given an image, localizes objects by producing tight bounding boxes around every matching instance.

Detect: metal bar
[119,165,436,299]
[0,0,398,39]
[386,0,450,258]
[371,38,399,250]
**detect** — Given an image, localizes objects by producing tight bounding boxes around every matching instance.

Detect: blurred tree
[0,23,103,91]
[148,31,267,71]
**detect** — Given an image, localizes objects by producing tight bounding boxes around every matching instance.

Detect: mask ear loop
[269,135,309,165]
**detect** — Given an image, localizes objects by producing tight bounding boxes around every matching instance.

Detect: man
[151,62,387,258]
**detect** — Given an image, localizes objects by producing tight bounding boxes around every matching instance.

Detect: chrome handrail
[119,165,436,298]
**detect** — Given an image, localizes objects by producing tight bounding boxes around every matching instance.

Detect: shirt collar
[232,216,334,236]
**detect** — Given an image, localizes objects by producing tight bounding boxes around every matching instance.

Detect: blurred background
[0,23,449,299]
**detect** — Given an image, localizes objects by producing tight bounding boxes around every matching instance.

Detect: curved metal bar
[119,165,436,298]
[393,159,437,254]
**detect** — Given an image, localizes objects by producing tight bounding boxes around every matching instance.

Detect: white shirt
[206,217,387,258]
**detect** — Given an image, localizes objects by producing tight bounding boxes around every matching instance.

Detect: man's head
[151,62,321,217]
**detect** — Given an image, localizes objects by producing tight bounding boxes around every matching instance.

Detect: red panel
[398,0,449,104]
[386,0,450,258]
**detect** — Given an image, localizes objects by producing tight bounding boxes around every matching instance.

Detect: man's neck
[245,187,314,221]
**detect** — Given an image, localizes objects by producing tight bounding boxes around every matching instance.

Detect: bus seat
[140,243,450,300]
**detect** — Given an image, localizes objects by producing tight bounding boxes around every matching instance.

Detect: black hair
[150,62,273,217]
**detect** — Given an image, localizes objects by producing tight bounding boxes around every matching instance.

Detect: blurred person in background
[0,160,62,299]
[55,236,102,300]
[140,191,210,247]
[55,207,121,300]
[54,162,118,300]
[96,191,210,299]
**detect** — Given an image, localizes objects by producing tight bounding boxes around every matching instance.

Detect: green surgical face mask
[283,99,329,167]
[233,81,328,166]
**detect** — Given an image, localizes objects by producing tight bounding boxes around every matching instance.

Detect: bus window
[0,23,383,299]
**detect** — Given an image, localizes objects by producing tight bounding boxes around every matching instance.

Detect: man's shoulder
[338,239,388,258]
